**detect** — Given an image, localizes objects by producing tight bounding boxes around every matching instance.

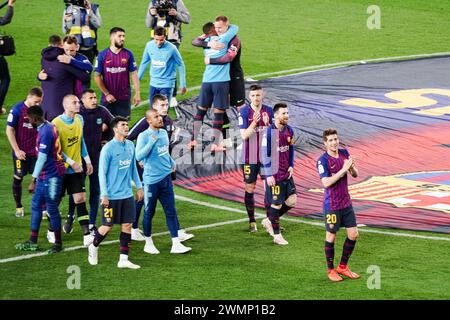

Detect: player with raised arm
[238,84,273,232]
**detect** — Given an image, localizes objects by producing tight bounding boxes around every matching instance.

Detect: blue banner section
[171,56,450,233]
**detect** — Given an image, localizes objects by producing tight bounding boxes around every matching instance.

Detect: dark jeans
[0,56,10,107]
[171,41,180,98]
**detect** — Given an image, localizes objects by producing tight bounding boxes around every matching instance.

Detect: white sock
[172,237,181,245]
[145,236,154,245]
[119,254,128,261]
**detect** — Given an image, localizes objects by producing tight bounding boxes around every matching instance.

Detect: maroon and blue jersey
[94,48,137,103]
[262,124,295,182]
[6,102,38,157]
[36,122,66,180]
[238,104,274,164]
[317,149,352,211]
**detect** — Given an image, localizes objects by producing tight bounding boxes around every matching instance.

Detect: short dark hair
[110,116,128,129]
[81,88,95,97]
[28,87,43,98]
[215,15,228,23]
[273,103,288,114]
[27,105,44,120]
[152,93,168,105]
[110,27,125,35]
[63,34,78,45]
[153,26,166,37]
[48,34,62,46]
[202,22,214,34]
[323,128,338,141]
[249,84,262,92]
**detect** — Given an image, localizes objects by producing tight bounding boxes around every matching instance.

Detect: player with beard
[127,94,194,242]
[261,103,296,245]
[94,27,140,118]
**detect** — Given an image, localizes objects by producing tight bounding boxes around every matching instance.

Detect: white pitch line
[279,217,450,242]
[176,195,450,241]
[2,192,450,264]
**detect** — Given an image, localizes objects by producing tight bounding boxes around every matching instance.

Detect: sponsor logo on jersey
[67,136,79,148]
[158,145,169,155]
[119,159,132,167]
[277,145,290,153]
[106,67,127,74]
[23,122,34,129]
[152,60,166,68]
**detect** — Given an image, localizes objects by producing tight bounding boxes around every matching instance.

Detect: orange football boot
[327,269,343,282]
[336,265,360,279]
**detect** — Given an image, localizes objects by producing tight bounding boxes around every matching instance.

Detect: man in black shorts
[6,87,43,217]
[52,95,93,246]
[88,116,143,268]
[238,85,273,232]
[317,128,360,282]
[261,103,296,245]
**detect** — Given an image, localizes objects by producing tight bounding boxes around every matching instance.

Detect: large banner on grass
[172,56,450,234]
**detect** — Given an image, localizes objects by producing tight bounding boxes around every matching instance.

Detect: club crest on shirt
[309,170,450,214]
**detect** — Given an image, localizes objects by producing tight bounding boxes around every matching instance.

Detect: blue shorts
[198,81,229,109]
[101,196,136,226]
[150,86,174,106]
[323,205,357,233]
[265,177,296,206]
[242,163,263,184]
[13,155,36,178]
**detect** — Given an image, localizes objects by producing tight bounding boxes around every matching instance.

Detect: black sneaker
[63,215,74,234]
[48,243,63,254]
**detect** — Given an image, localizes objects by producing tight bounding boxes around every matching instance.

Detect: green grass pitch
[0,0,449,300]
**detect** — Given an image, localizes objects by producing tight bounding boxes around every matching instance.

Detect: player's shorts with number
[101,196,136,226]
[265,177,296,206]
[242,163,264,184]
[12,155,37,178]
[323,205,357,233]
